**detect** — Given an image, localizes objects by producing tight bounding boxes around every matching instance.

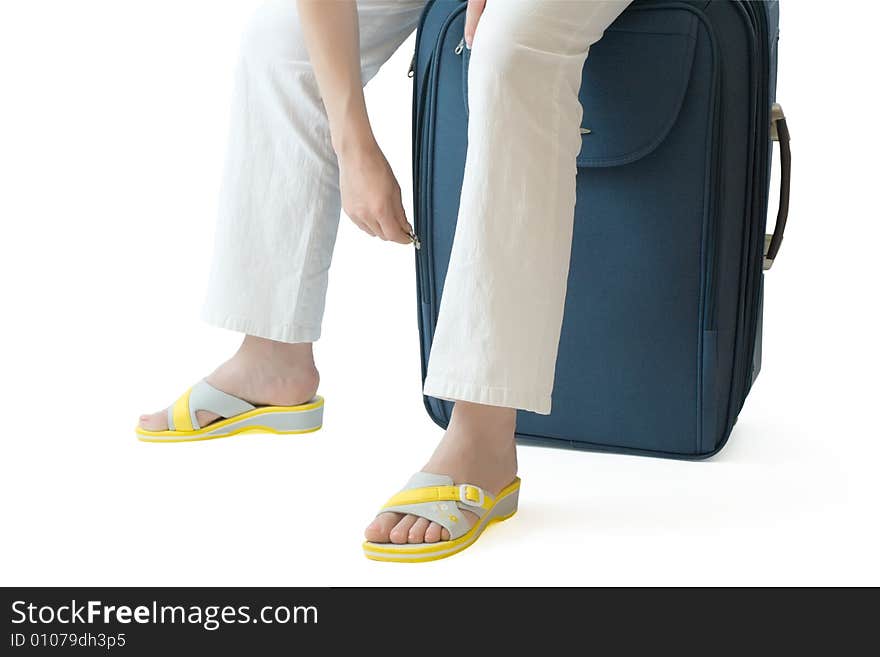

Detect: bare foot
[364,401,517,544]
[138,336,319,430]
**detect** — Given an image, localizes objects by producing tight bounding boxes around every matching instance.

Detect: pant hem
[201,310,321,344]
[423,378,551,415]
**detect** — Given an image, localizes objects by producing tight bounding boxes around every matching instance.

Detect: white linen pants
[203,0,631,414]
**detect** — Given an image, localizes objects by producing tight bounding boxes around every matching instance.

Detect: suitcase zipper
[703,86,724,331]
[413,34,463,257]
[414,5,468,304]
[737,1,772,409]
[414,51,434,300]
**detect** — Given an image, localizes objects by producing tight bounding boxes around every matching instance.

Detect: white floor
[0,1,877,587]
[2,326,877,586]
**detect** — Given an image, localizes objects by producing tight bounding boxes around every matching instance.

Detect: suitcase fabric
[412,0,789,458]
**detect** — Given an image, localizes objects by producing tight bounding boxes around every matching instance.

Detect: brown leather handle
[764,103,790,270]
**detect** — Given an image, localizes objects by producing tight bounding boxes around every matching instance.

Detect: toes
[365,501,478,547]
[389,515,418,545]
[407,517,430,544]
[138,409,222,432]
[424,522,444,543]
[364,513,402,543]
[138,411,168,431]
[366,514,449,545]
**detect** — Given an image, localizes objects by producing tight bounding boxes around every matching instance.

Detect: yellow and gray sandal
[363,473,521,563]
[136,379,323,443]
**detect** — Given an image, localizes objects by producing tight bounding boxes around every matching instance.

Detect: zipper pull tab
[408,231,421,250]
[408,52,416,78]
[454,38,465,55]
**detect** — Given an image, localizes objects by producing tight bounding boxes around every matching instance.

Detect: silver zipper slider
[454,38,465,55]
[408,52,415,78]
[409,231,421,250]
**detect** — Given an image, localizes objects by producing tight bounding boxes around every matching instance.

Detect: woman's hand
[465,0,487,49]
[297,0,411,244]
[338,139,413,243]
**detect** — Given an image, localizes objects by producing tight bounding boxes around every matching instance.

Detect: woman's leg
[140,0,426,430]
[424,0,632,415]
[367,0,631,544]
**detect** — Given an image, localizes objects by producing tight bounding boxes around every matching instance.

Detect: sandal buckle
[458,484,484,508]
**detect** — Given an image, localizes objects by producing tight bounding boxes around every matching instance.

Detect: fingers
[379,221,412,244]
[355,215,408,244]
[465,0,486,49]
[353,197,412,244]
[353,220,376,237]
[383,222,413,245]
[339,146,413,244]
[396,197,414,239]
[385,192,413,244]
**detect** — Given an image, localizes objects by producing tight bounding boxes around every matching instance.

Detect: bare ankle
[447,401,516,442]
[236,335,316,369]
[204,335,320,407]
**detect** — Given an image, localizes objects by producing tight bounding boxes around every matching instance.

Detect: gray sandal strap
[168,380,256,431]
[379,473,492,540]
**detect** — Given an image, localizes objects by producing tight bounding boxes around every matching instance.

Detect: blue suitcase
[412,0,790,458]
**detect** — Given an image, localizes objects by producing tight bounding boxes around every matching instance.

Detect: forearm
[297,0,374,156]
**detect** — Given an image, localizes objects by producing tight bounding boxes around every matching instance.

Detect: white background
[0,1,877,586]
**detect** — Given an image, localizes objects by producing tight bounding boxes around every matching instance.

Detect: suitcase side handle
[764,103,790,270]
